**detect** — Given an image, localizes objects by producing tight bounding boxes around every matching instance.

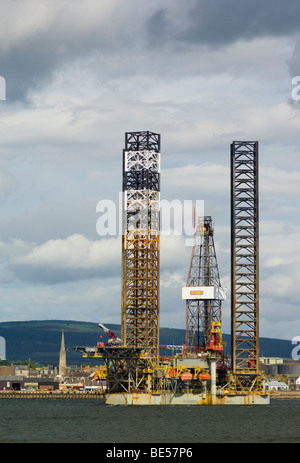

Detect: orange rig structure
[73,133,269,405]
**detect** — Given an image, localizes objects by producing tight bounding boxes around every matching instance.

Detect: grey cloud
[1,32,107,103]
[3,0,299,102]
[2,48,59,102]
[0,1,137,102]
[182,1,300,46]
[146,1,300,49]
[288,37,300,79]
[145,9,172,48]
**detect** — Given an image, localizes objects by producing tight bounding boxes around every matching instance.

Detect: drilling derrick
[182,216,225,352]
[231,141,262,392]
[121,131,160,362]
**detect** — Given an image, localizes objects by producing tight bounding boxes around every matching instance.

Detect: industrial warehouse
[73,131,270,405]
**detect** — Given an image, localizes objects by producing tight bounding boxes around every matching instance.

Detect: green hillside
[0,320,293,365]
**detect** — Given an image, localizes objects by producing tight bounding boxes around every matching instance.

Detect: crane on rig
[98,323,123,346]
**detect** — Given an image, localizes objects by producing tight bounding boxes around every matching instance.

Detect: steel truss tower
[182,216,225,352]
[121,131,160,361]
[231,141,262,392]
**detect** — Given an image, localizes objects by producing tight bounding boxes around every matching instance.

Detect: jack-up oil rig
[74,133,269,405]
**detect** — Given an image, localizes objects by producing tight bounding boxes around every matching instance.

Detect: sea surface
[0,398,299,444]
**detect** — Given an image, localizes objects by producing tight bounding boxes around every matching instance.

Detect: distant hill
[0,320,294,365]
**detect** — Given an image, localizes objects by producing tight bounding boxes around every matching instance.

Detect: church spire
[59,330,66,378]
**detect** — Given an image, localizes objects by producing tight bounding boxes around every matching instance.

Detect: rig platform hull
[105,392,270,406]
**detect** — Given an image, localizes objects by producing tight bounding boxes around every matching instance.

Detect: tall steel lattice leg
[121,131,160,362]
[231,141,262,392]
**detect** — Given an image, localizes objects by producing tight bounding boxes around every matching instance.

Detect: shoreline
[270,391,300,399]
[0,390,105,399]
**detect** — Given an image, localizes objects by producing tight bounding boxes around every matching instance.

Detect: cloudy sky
[0,0,299,343]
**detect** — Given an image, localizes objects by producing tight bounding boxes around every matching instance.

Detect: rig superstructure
[73,134,269,405]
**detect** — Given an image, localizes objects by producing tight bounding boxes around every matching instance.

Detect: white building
[265,379,288,391]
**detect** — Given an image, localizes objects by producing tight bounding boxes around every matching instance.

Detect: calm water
[0,398,299,444]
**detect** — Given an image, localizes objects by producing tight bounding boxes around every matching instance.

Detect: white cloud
[0,234,120,284]
[12,234,118,268]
